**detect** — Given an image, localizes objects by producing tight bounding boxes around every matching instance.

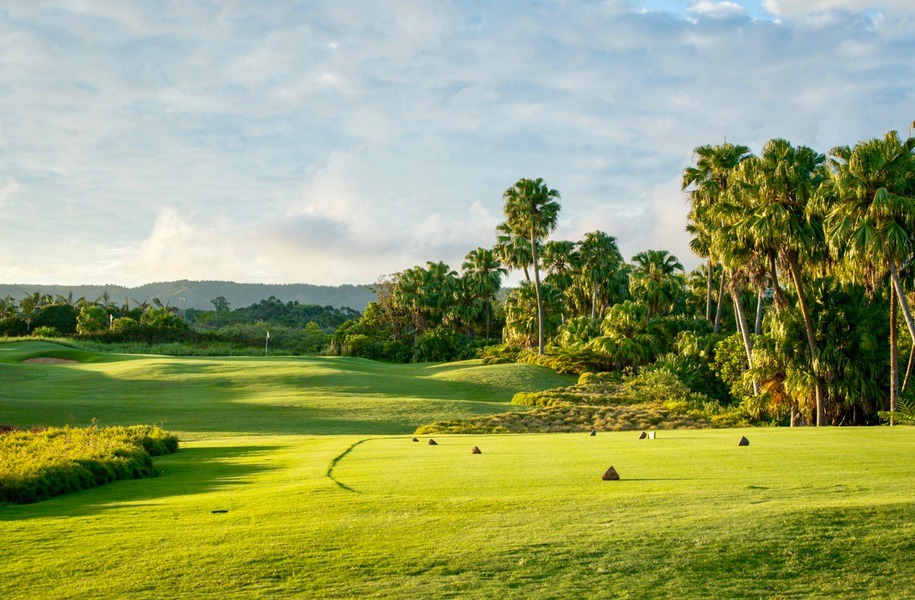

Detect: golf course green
[1,341,913,598]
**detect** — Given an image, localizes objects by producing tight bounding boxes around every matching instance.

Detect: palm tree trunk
[901,343,915,394]
[728,275,757,396]
[706,258,714,323]
[890,284,898,426]
[767,252,789,310]
[755,288,764,335]
[786,254,826,426]
[714,270,726,334]
[530,233,545,355]
[485,300,491,341]
[889,258,915,343]
[591,281,598,322]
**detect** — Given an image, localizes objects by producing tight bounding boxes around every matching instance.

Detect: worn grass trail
[1,341,913,598]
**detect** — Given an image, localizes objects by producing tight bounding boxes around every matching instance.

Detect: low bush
[426,365,755,434]
[0,424,179,504]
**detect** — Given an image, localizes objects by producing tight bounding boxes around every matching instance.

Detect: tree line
[334,127,915,426]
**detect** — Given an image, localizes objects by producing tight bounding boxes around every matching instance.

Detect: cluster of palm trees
[0,291,180,336]
[683,128,915,425]
[343,177,690,366]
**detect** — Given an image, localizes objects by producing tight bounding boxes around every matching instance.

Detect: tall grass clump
[0,424,178,504]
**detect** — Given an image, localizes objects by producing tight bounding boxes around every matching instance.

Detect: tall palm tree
[735,139,828,425]
[823,130,915,424]
[578,231,625,322]
[501,177,561,355]
[462,247,507,340]
[683,143,753,328]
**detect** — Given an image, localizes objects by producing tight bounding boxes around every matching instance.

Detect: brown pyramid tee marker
[638,431,647,439]
[412,437,419,442]
[738,436,750,446]
[590,429,596,437]
[428,439,438,446]
[471,446,482,454]
[602,466,620,481]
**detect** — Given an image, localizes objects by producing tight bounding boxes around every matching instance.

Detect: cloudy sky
[1,1,913,286]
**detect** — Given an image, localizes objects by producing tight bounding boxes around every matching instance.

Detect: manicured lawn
[1,341,913,598]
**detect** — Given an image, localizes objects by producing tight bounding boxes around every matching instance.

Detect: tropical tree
[19,292,49,334]
[735,139,828,425]
[77,305,109,334]
[541,240,579,295]
[0,295,16,320]
[503,281,563,349]
[462,247,507,340]
[501,177,561,354]
[590,301,660,370]
[823,130,915,424]
[578,231,625,321]
[683,142,753,329]
[494,222,535,282]
[628,249,685,318]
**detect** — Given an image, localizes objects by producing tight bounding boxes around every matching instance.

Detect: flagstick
[265,330,270,357]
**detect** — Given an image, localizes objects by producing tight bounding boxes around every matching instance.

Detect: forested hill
[0,281,376,312]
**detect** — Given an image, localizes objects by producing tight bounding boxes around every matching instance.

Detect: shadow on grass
[0,445,280,521]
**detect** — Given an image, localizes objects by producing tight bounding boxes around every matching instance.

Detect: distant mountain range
[0,280,376,312]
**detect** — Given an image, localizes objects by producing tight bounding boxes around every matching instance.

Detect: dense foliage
[341,129,915,426]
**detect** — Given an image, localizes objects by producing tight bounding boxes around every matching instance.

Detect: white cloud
[689,1,748,19]
[1,1,913,286]
[763,0,915,15]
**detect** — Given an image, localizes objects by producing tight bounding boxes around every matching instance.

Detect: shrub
[0,424,179,505]
[31,326,61,338]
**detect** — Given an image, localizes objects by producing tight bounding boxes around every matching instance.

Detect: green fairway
[1,341,913,598]
[0,341,574,438]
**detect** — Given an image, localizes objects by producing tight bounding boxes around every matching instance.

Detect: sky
[1,0,914,287]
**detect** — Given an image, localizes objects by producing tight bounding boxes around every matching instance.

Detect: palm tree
[683,143,753,328]
[19,292,49,334]
[462,247,507,340]
[628,249,685,318]
[735,139,828,425]
[0,295,17,320]
[589,301,659,370]
[541,240,579,294]
[823,130,915,424]
[503,281,562,349]
[578,231,625,322]
[494,223,535,282]
[501,177,561,355]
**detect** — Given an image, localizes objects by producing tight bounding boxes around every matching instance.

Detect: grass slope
[0,341,573,438]
[1,340,913,598]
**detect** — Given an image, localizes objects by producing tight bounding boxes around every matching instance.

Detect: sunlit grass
[1,340,913,598]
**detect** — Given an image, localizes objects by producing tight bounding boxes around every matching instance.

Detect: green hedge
[0,425,178,504]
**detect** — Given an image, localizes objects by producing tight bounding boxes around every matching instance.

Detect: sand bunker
[22,357,79,364]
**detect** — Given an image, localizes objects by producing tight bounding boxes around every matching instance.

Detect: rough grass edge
[0,424,179,505]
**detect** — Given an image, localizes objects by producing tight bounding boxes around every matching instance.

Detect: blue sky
[1,1,913,286]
